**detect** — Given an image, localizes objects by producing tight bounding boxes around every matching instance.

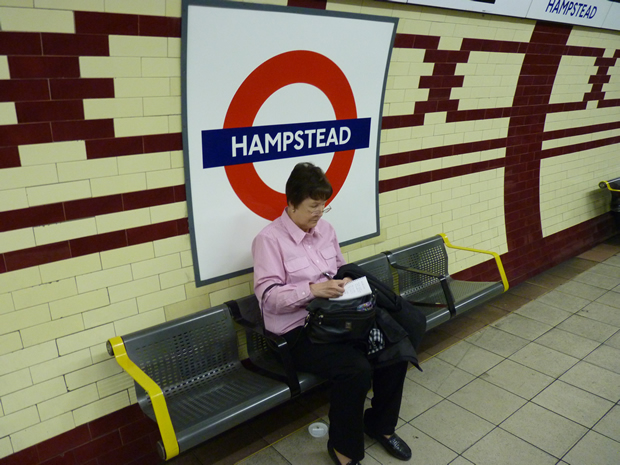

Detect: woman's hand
[310,279,348,299]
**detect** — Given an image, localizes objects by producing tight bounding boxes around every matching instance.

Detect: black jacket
[335,263,426,370]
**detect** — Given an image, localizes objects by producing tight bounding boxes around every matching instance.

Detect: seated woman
[252,162,413,465]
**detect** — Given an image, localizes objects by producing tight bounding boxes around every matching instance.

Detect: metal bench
[599,176,620,227]
[385,233,509,330]
[106,305,291,461]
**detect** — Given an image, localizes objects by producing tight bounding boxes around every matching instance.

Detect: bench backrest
[385,235,449,295]
[354,253,394,290]
[121,305,239,410]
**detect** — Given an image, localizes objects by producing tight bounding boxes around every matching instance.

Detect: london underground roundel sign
[184,0,397,285]
[223,50,357,221]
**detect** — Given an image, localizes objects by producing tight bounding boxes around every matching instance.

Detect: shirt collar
[280,207,323,245]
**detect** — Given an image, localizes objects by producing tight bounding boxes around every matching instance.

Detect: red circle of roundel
[223,50,357,221]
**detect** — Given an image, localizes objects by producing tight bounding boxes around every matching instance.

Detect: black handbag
[305,293,376,344]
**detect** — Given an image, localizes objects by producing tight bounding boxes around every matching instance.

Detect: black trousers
[284,326,408,462]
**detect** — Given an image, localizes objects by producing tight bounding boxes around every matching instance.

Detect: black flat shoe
[327,441,361,465]
[364,427,412,461]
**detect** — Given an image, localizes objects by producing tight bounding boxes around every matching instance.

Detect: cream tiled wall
[0,0,619,459]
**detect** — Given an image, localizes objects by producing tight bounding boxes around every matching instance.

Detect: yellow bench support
[107,336,180,460]
[599,180,620,192]
[439,233,509,292]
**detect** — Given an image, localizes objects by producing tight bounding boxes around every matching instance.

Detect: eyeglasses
[308,205,332,215]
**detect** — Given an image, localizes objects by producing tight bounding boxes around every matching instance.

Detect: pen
[322,272,333,279]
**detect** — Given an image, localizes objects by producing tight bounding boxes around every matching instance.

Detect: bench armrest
[439,233,509,292]
[599,180,620,192]
[389,262,456,316]
[226,300,303,397]
[107,337,179,460]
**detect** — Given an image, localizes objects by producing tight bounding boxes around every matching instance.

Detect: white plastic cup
[308,422,328,437]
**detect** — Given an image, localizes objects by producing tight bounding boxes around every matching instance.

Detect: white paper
[330,276,372,301]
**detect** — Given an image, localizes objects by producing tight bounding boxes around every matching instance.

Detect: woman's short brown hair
[285,162,333,208]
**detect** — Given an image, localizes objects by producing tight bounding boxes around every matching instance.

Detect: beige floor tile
[573,270,620,290]
[555,281,609,301]
[515,300,572,326]
[578,301,620,327]
[398,377,443,422]
[532,380,614,428]
[584,344,620,375]
[505,282,549,300]
[535,328,601,359]
[449,457,475,465]
[448,379,526,424]
[366,424,457,465]
[436,341,504,377]
[236,446,291,465]
[604,330,620,349]
[509,342,579,378]
[462,428,557,465]
[578,244,620,262]
[557,314,619,343]
[271,427,332,465]
[482,359,554,400]
[407,357,475,398]
[525,271,569,290]
[500,402,587,458]
[466,326,530,358]
[536,290,591,313]
[562,430,620,465]
[491,313,553,341]
[486,293,531,313]
[411,400,494,454]
[588,262,620,279]
[593,404,620,442]
[596,289,620,309]
[559,361,620,402]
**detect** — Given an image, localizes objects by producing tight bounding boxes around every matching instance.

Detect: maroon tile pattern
[2,185,184,230]
[41,33,109,56]
[8,56,80,78]
[287,0,327,9]
[0,79,50,102]
[51,119,115,142]
[0,405,161,465]
[2,220,188,272]
[74,11,140,36]
[49,79,115,100]
[0,32,42,55]
[139,15,182,37]
[74,11,182,38]
[16,100,84,123]
[0,123,53,147]
[0,146,21,168]
[0,184,186,271]
[503,23,572,251]
[4,242,72,271]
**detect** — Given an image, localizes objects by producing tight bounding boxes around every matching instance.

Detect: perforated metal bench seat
[385,234,509,330]
[107,305,291,460]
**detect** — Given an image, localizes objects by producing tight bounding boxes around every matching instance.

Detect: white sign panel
[527,0,612,28]
[602,2,620,30]
[395,0,620,32]
[182,0,397,285]
[405,0,531,17]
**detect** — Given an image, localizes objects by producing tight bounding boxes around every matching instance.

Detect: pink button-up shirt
[252,208,346,335]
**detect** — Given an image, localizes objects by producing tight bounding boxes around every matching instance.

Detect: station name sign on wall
[182,0,397,285]
[385,0,620,31]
